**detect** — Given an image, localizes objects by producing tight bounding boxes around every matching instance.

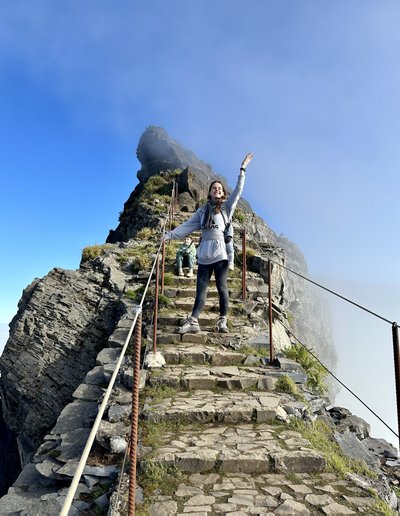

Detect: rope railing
[60,181,179,515]
[60,241,163,516]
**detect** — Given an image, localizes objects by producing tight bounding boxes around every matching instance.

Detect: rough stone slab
[176,485,204,497]
[184,376,217,390]
[181,333,208,344]
[272,449,325,473]
[14,464,47,489]
[162,348,206,365]
[56,461,79,478]
[148,500,178,515]
[83,365,106,385]
[275,499,310,514]
[51,400,98,434]
[143,391,290,425]
[157,333,181,345]
[288,484,313,495]
[144,351,166,368]
[186,494,215,505]
[72,383,103,401]
[219,453,271,474]
[108,403,131,422]
[19,497,65,516]
[108,327,131,347]
[34,456,64,480]
[111,383,133,404]
[333,431,380,468]
[342,495,374,508]
[122,368,147,389]
[322,502,356,514]
[362,436,398,459]
[257,377,277,391]
[96,420,129,451]
[175,449,219,472]
[209,351,246,366]
[83,464,120,477]
[96,347,121,365]
[56,428,91,462]
[305,494,335,506]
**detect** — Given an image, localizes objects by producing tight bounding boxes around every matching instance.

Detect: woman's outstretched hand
[241,152,254,170]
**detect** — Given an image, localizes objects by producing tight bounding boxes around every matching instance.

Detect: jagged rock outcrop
[0,253,136,488]
[108,125,336,371]
[136,126,214,184]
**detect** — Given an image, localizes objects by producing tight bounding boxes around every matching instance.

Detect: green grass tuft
[283,342,328,395]
[81,244,113,262]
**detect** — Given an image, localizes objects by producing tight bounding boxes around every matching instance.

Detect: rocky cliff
[0,126,397,514]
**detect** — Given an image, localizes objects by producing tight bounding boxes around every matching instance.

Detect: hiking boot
[186,268,194,278]
[216,316,228,333]
[178,268,184,277]
[178,316,200,334]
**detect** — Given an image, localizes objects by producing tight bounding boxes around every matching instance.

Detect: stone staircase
[113,267,382,515]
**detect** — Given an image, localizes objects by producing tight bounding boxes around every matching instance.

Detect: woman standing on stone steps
[162,152,253,334]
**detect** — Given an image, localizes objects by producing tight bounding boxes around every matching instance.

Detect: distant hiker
[162,152,253,334]
[176,237,196,278]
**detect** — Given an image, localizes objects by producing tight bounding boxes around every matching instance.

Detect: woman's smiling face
[210,182,224,200]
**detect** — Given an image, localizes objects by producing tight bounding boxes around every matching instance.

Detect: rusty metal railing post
[152,256,160,354]
[175,180,179,204]
[128,311,142,516]
[161,240,166,295]
[268,260,274,364]
[168,203,172,233]
[242,230,247,300]
[392,323,400,448]
[171,182,175,222]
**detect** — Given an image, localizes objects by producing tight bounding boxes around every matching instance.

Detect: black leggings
[192,260,229,318]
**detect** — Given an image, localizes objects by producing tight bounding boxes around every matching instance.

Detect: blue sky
[1,1,400,446]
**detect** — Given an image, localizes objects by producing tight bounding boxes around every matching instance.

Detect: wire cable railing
[236,228,400,446]
[279,317,399,439]
[232,234,399,439]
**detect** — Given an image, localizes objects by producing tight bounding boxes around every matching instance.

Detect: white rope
[60,242,163,515]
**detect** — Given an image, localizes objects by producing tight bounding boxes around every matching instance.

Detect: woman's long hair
[207,181,227,213]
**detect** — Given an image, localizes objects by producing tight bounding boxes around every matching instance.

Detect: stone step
[164,287,244,300]
[156,343,250,366]
[140,423,325,475]
[158,313,217,326]
[148,364,280,392]
[134,468,376,515]
[163,274,243,286]
[156,331,258,348]
[171,297,246,311]
[158,313,248,328]
[142,389,295,426]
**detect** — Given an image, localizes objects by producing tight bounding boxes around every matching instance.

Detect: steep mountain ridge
[0,126,397,514]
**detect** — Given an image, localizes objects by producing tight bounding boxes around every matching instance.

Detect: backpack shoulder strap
[220,203,231,224]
